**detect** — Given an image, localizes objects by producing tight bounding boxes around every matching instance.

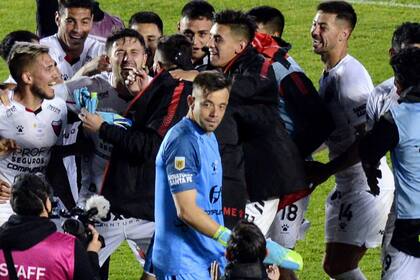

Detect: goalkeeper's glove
[264,239,303,271]
[213,225,231,248]
[98,112,132,129]
[73,87,98,113]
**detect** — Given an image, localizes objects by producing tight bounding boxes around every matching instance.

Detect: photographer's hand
[87,225,102,253]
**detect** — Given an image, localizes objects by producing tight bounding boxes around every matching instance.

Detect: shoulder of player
[84,36,105,53]
[40,35,61,51]
[164,121,200,152]
[43,96,67,114]
[335,55,372,85]
[0,91,16,112]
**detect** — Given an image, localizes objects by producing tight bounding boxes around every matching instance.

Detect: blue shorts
[155,269,211,280]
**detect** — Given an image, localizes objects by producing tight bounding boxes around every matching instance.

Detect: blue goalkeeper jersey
[153,117,225,276]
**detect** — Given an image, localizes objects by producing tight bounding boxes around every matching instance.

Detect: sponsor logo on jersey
[209,185,221,204]
[168,173,193,186]
[174,157,185,171]
[51,120,62,137]
[47,104,61,114]
[6,105,17,118]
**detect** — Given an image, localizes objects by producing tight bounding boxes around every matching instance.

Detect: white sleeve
[337,65,373,128]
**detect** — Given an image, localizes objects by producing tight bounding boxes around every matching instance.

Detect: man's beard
[31,84,53,100]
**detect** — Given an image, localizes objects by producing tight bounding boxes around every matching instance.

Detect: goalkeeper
[153,71,302,279]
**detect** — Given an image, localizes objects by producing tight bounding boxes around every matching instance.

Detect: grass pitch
[0,1,419,279]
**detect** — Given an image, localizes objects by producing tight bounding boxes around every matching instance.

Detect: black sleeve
[36,0,58,38]
[280,72,335,158]
[73,239,100,280]
[359,115,399,165]
[99,122,162,160]
[231,73,281,135]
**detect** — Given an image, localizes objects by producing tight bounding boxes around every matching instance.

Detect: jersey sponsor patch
[168,173,193,186]
[174,156,185,171]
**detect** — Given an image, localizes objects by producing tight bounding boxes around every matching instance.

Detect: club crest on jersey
[51,120,62,137]
[174,157,185,171]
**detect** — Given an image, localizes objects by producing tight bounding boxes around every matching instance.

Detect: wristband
[212,225,231,248]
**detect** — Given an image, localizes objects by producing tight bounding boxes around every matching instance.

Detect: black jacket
[216,46,306,226]
[0,215,99,279]
[253,33,334,158]
[99,70,191,220]
[222,262,269,280]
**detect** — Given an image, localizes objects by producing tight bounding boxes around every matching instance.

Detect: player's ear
[389,47,396,58]
[235,40,247,54]
[177,21,181,32]
[55,11,61,28]
[187,95,195,107]
[21,71,32,85]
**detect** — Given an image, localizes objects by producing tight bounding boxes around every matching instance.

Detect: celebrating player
[0,43,67,225]
[310,1,394,279]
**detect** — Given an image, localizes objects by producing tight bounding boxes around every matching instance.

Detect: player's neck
[58,37,83,60]
[114,81,133,100]
[322,46,348,71]
[14,87,43,111]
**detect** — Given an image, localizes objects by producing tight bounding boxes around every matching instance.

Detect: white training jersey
[54,73,130,204]
[0,92,67,185]
[319,54,393,191]
[40,34,105,81]
[366,77,399,129]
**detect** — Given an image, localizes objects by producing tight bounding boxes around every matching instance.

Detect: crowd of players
[0,0,419,279]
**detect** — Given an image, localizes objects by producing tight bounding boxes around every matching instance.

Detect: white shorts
[245,198,279,235]
[267,196,310,249]
[0,202,13,226]
[382,244,420,280]
[325,187,393,248]
[96,212,155,267]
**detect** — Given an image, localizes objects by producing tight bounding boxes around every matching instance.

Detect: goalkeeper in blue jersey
[153,71,230,279]
[153,71,303,279]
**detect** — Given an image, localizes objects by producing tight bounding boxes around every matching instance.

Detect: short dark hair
[391,22,420,53]
[317,1,357,31]
[181,1,215,21]
[226,220,266,263]
[193,70,231,97]
[391,47,420,90]
[247,6,285,36]
[11,174,53,216]
[0,30,39,61]
[157,34,193,70]
[105,28,146,53]
[214,10,257,42]
[128,11,164,34]
[8,42,50,84]
[58,0,94,15]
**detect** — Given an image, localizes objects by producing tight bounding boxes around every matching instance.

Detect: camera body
[59,195,110,248]
[60,207,105,248]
